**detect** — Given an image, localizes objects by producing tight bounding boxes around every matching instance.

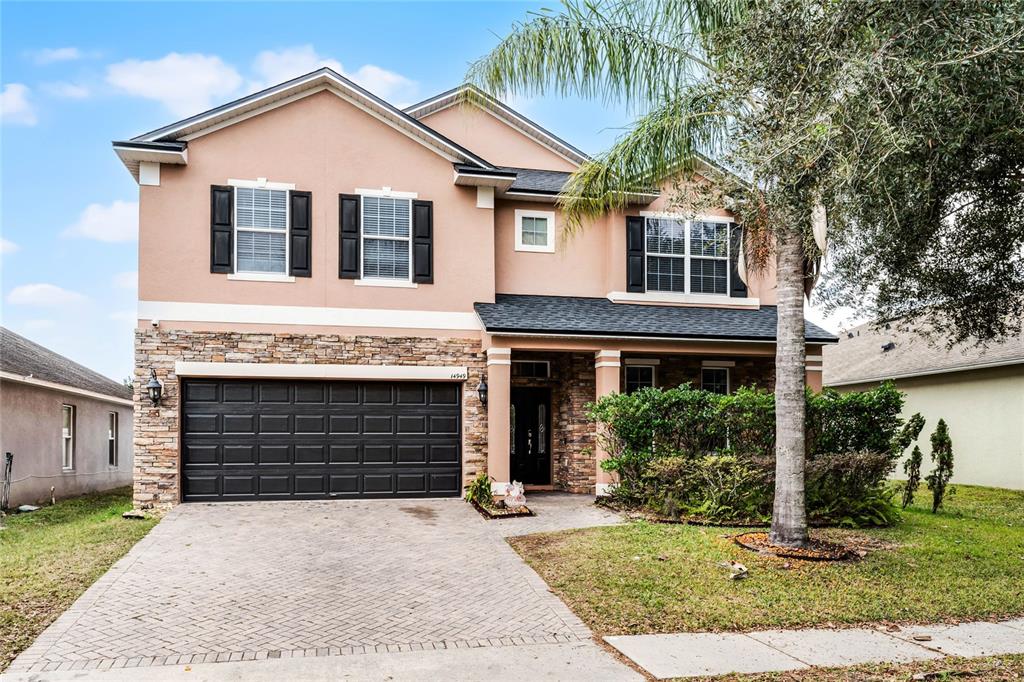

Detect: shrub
[926,419,954,512]
[464,472,493,508]
[902,445,924,508]
[589,382,909,527]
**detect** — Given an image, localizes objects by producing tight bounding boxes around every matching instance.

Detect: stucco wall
[0,380,133,507]
[139,90,495,314]
[833,365,1024,490]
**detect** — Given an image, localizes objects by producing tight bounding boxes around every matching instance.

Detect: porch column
[594,350,621,496]
[485,347,512,493]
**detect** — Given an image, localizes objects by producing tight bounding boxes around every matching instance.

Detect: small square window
[515,210,555,252]
[625,365,656,393]
[701,367,730,395]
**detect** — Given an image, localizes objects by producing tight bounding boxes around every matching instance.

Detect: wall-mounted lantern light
[146,369,163,406]
[476,380,488,407]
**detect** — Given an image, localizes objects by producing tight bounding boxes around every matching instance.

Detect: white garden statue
[503,481,526,511]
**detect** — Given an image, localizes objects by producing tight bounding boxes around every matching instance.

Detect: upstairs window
[515,210,555,253]
[362,196,412,280]
[645,217,730,295]
[235,187,288,274]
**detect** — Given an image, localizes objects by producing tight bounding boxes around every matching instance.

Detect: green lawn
[511,484,1024,635]
[0,488,157,671]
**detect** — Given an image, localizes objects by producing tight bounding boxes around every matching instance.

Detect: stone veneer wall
[647,355,776,391]
[511,352,596,494]
[133,329,485,509]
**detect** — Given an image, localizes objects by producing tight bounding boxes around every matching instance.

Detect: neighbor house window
[61,404,75,470]
[515,210,555,253]
[108,412,118,467]
[235,187,288,273]
[362,195,412,280]
[645,216,730,295]
[625,365,656,393]
[701,367,730,395]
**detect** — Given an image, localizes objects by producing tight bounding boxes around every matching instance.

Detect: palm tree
[468,0,817,547]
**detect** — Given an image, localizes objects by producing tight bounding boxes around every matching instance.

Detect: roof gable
[113,68,495,179]
[405,85,589,168]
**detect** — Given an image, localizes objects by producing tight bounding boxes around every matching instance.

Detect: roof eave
[112,142,188,181]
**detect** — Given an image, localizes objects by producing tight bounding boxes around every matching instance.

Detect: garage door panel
[181,379,461,501]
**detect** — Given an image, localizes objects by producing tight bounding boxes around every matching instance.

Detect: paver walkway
[606,618,1024,679]
[8,493,623,677]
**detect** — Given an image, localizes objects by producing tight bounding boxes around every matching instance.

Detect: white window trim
[514,209,556,253]
[640,212,733,297]
[701,366,731,394]
[227,273,296,283]
[108,411,118,467]
[357,189,415,284]
[625,364,657,391]
[231,180,292,278]
[607,291,760,307]
[61,404,75,471]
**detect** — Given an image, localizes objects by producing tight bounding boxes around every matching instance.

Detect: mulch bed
[470,500,534,520]
[733,531,860,561]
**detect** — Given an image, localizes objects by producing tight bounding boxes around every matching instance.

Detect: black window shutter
[729,223,748,298]
[210,185,233,273]
[412,199,433,284]
[626,216,645,292]
[339,194,361,279]
[289,190,312,277]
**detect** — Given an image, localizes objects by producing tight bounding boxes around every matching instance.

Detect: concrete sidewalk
[605,618,1024,679]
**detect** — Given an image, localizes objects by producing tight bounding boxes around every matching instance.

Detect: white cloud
[107,53,242,116]
[7,283,87,306]
[22,319,57,331]
[31,47,81,64]
[1,84,37,126]
[113,271,138,290]
[247,45,416,102]
[248,45,342,92]
[63,200,138,242]
[42,81,90,99]
[0,237,18,254]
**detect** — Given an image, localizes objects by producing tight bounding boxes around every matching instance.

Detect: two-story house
[114,68,836,508]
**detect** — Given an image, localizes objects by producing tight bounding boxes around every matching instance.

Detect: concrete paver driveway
[10,494,622,675]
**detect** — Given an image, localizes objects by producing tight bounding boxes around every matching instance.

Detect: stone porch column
[594,350,621,496]
[485,347,512,493]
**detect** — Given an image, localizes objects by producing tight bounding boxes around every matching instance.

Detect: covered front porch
[483,339,781,495]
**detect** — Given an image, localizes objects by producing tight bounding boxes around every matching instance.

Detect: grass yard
[0,488,157,671]
[682,653,1024,681]
[511,484,1024,636]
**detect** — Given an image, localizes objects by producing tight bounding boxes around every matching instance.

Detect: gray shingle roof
[0,327,132,400]
[823,320,1024,386]
[474,295,838,342]
[501,167,572,194]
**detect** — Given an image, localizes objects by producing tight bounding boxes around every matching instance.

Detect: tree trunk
[769,223,809,548]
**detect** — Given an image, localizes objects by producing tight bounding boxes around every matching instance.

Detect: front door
[510,387,551,485]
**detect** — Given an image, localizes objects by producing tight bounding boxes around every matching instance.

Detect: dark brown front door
[510,387,551,485]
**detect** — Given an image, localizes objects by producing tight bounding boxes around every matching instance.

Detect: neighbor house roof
[405,84,591,166]
[823,320,1024,386]
[474,294,838,343]
[113,68,497,180]
[0,327,132,403]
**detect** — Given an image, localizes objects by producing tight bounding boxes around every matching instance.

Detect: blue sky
[1,1,842,381]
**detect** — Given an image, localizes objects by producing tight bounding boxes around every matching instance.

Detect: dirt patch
[734,531,859,561]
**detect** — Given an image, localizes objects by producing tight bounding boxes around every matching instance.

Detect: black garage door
[180,379,462,501]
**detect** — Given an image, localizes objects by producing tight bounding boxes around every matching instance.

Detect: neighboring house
[823,321,1024,490]
[113,67,836,508]
[0,327,133,507]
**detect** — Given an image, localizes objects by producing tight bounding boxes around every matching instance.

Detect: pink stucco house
[114,68,835,507]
